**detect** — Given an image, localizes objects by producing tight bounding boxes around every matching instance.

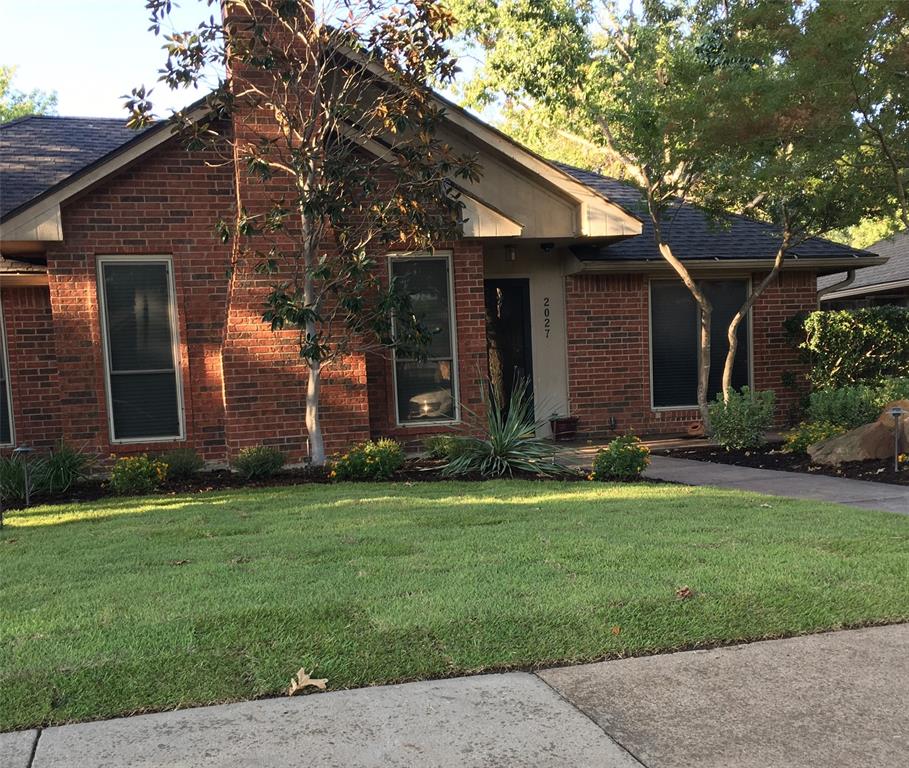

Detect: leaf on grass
[675,585,694,600]
[287,667,327,696]
[169,559,189,566]
[610,625,622,636]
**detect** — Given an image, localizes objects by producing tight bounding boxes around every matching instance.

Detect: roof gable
[0,116,147,219]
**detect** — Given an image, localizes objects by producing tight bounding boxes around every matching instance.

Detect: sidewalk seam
[26,729,41,768]
[533,673,650,768]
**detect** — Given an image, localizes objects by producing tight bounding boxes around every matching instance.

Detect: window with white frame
[650,279,750,408]
[391,254,459,424]
[98,257,184,441]
[0,295,13,446]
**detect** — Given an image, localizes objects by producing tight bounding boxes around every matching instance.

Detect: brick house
[0,102,885,465]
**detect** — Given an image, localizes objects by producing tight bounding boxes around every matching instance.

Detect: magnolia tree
[129,0,479,464]
[453,0,880,423]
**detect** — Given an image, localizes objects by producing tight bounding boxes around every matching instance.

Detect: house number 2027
[543,296,551,338]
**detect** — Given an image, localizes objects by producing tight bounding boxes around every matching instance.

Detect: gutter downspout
[817,269,855,301]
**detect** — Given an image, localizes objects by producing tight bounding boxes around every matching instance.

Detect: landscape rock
[809,401,909,465]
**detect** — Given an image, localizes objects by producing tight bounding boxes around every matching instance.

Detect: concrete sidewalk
[644,455,909,514]
[4,625,907,767]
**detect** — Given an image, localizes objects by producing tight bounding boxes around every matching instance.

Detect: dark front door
[484,278,533,407]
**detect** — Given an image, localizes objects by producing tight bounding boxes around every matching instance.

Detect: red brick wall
[1,286,62,449]
[565,270,816,438]
[365,240,488,445]
[751,270,817,424]
[44,137,235,462]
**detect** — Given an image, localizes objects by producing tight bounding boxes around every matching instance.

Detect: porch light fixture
[891,406,904,473]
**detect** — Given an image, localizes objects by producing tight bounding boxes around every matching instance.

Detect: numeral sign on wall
[543,296,551,338]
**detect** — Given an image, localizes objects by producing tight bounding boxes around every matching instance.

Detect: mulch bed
[3,458,627,512]
[653,443,909,486]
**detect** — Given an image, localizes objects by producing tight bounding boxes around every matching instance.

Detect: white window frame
[388,251,461,427]
[96,255,186,444]
[648,276,754,411]
[0,293,14,447]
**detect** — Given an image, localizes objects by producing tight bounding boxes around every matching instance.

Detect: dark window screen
[650,279,750,407]
[650,281,698,407]
[101,262,181,439]
[0,310,10,444]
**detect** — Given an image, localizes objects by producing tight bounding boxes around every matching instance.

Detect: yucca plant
[441,378,570,478]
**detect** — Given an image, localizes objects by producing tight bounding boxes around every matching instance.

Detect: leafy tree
[0,66,57,123]
[130,0,479,464]
[453,0,882,420]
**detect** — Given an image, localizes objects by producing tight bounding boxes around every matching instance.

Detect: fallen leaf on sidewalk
[287,667,327,696]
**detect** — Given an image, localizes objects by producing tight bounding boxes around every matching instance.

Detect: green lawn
[2,481,908,730]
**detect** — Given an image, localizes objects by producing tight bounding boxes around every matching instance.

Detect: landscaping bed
[2,480,907,731]
[654,443,909,486]
[1,458,595,511]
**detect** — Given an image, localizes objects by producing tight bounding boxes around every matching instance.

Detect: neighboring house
[0,102,883,463]
[818,230,908,309]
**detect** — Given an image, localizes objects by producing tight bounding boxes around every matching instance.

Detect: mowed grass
[2,481,908,730]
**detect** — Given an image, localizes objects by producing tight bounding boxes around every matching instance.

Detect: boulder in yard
[808,401,909,465]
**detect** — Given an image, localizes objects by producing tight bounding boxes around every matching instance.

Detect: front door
[484,278,533,408]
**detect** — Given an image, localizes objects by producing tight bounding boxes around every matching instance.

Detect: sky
[0,0,482,121]
[0,0,228,119]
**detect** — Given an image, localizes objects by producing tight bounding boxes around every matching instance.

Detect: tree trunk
[655,239,713,430]
[306,357,325,465]
[721,237,789,401]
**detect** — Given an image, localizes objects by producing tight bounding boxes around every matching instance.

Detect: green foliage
[0,455,36,503]
[39,443,95,495]
[806,377,909,429]
[159,448,204,481]
[109,455,168,496]
[784,422,848,455]
[442,379,569,478]
[0,65,57,123]
[708,387,776,451]
[233,445,286,481]
[331,439,405,481]
[799,308,909,389]
[592,435,650,481]
[422,435,472,461]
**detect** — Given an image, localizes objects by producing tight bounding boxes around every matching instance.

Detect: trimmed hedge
[798,307,909,389]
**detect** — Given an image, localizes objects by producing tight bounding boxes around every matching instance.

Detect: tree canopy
[0,66,57,123]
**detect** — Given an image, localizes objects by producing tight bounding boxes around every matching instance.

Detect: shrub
[39,443,95,494]
[159,448,204,481]
[109,455,167,495]
[592,435,650,480]
[806,377,909,429]
[784,421,847,454]
[798,307,909,389]
[0,455,43,503]
[233,445,286,480]
[708,387,775,451]
[422,434,471,461]
[332,438,405,481]
[442,379,569,478]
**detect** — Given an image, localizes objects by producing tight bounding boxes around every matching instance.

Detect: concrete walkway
[644,455,909,514]
[4,625,907,767]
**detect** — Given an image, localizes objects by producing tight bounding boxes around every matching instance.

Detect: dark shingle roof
[0,116,148,219]
[558,164,872,262]
[818,230,908,292]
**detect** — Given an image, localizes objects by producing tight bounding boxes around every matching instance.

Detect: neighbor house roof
[818,230,908,298]
[0,116,149,219]
[559,164,875,265]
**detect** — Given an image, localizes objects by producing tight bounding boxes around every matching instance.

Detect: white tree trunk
[306,357,325,465]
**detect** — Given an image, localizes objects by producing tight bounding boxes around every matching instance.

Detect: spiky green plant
[442,378,571,478]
